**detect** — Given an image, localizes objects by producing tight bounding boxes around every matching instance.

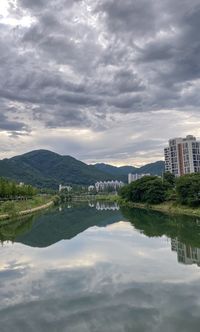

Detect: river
[0,202,200,331]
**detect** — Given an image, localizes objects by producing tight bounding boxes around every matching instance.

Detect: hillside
[94,163,138,176]
[0,150,165,188]
[0,150,112,188]
[94,161,165,178]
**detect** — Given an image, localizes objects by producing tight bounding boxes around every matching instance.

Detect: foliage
[1,201,18,218]
[95,161,165,180]
[0,150,112,189]
[176,173,200,207]
[0,178,37,199]
[163,172,175,188]
[0,150,165,189]
[119,176,166,204]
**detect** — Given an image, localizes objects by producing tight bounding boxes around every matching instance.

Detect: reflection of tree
[14,206,123,248]
[0,216,34,244]
[121,207,200,249]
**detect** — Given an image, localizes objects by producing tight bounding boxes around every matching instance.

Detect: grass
[119,199,200,217]
[0,195,54,219]
[94,194,119,202]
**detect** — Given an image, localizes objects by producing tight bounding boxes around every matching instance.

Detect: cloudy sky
[0,0,200,165]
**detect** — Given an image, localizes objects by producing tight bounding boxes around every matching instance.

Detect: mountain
[94,163,138,176]
[0,150,112,188]
[138,161,165,175]
[94,161,165,178]
[0,149,165,189]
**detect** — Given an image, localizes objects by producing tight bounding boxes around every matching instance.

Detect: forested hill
[0,150,111,188]
[0,150,165,189]
[94,161,165,178]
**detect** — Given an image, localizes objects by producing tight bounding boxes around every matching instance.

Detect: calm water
[1,202,200,332]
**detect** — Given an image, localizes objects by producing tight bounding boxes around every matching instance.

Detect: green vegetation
[119,176,166,204]
[119,172,200,216]
[94,161,165,178]
[0,177,36,198]
[0,195,53,219]
[0,149,165,189]
[176,173,200,207]
[0,150,113,189]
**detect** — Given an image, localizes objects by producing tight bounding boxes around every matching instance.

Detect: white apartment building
[164,135,200,177]
[95,180,124,192]
[128,173,150,184]
[59,184,72,192]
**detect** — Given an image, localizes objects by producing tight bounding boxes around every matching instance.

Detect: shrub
[176,173,200,207]
[119,176,166,204]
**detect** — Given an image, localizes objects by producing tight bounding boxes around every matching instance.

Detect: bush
[176,173,200,207]
[2,201,18,218]
[119,176,166,204]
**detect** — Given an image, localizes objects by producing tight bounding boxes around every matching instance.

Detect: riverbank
[119,199,200,217]
[0,196,54,221]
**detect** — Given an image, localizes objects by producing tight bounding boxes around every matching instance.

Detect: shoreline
[119,199,200,218]
[0,200,54,221]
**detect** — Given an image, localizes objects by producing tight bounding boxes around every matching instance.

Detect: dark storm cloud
[96,0,158,37]
[1,0,200,143]
[0,113,27,132]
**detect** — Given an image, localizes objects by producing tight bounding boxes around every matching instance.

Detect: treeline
[0,178,37,199]
[119,172,200,207]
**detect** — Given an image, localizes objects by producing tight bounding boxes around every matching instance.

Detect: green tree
[119,176,166,204]
[163,172,175,187]
[176,173,200,207]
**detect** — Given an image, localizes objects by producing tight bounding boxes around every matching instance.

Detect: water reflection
[1,205,200,331]
[122,207,200,249]
[95,201,120,211]
[171,238,200,267]
[0,205,123,247]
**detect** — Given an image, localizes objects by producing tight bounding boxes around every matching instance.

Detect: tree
[176,173,200,207]
[163,172,175,188]
[119,176,166,204]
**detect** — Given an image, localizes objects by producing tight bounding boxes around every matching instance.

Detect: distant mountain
[0,150,112,188]
[0,149,165,189]
[94,161,165,179]
[138,161,165,175]
[94,163,138,176]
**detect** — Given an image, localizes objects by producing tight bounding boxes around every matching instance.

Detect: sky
[0,0,200,166]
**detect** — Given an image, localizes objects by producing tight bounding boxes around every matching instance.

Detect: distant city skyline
[1,1,200,166]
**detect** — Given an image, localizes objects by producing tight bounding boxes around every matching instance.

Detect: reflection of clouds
[1,221,200,331]
[1,276,200,332]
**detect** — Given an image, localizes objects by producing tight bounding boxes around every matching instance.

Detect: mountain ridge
[0,150,165,188]
[94,161,165,178]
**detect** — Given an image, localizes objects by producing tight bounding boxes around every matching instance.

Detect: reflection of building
[171,238,200,266]
[164,135,200,177]
[95,202,120,211]
[95,181,124,192]
[128,173,150,184]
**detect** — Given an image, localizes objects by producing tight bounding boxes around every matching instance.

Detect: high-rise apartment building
[164,135,200,176]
